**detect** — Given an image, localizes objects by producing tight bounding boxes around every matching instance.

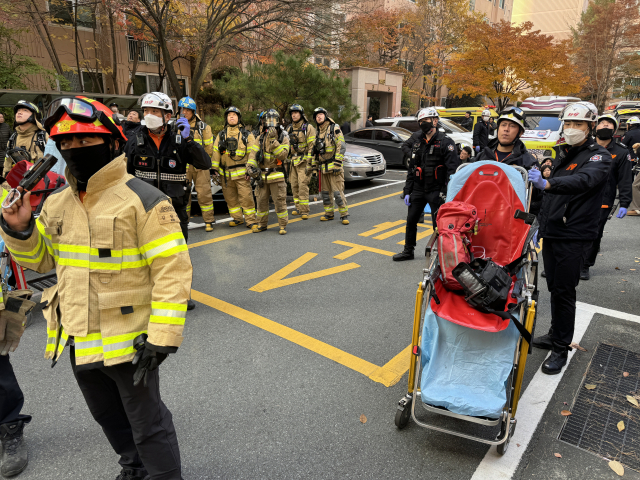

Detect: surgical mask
[563,128,587,146]
[482,116,490,122]
[61,142,113,188]
[144,114,164,131]
[595,128,614,140]
[420,121,434,134]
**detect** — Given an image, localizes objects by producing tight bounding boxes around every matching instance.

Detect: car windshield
[439,118,468,133]
[524,115,562,131]
[386,127,412,140]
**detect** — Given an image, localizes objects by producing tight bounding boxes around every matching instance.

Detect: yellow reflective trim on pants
[243,208,256,215]
[203,137,213,145]
[276,211,288,218]
[150,316,186,325]
[229,207,242,214]
[152,301,188,311]
[200,204,214,212]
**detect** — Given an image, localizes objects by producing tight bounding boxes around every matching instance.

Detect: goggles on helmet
[500,107,525,121]
[44,97,125,141]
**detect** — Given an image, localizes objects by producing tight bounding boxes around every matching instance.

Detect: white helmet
[497,106,526,131]
[559,101,597,123]
[482,109,491,117]
[417,107,439,121]
[597,113,619,132]
[627,116,640,125]
[138,92,174,114]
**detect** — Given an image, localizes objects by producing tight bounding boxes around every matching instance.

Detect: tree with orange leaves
[572,0,640,111]
[444,20,584,111]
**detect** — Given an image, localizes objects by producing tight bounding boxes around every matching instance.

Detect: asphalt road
[9,166,640,479]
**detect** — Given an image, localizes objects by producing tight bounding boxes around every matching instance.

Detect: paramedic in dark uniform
[582,113,634,280]
[393,107,460,261]
[530,102,612,375]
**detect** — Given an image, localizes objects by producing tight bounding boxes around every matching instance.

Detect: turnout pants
[586,207,612,267]
[290,162,310,215]
[0,355,30,426]
[71,347,181,480]
[320,171,348,218]
[221,178,257,226]
[256,181,288,228]
[403,190,442,250]
[542,239,592,350]
[186,167,214,223]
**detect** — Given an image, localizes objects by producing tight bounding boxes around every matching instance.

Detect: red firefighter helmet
[44,96,127,143]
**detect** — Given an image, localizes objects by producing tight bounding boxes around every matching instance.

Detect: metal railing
[127,36,159,64]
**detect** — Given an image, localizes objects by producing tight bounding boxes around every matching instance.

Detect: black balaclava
[595,128,614,140]
[60,139,113,190]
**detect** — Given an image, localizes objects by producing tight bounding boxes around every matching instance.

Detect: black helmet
[225,106,242,125]
[265,109,280,128]
[289,104,308,122]
[313,107,328,124]
[109,102,119,108]
[14,100,40,126]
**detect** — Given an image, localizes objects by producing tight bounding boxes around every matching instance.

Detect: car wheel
[403,156,411,169]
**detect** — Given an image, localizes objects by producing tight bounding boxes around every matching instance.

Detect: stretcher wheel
[497,419,516,455]
[395,399,412,429]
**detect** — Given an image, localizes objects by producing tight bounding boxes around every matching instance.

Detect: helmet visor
[500,107,525,121]
[45,97,122,140]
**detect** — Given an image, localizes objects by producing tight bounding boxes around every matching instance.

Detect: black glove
[132,334,176,387]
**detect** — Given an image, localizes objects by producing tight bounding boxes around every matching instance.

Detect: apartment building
[512,0,589,41]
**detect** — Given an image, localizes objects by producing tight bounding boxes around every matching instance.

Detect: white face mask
[144,114,164,131]
[482,116,490,122]
[563,128,587,146]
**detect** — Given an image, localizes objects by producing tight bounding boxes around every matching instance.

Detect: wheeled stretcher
[395,161,539,455]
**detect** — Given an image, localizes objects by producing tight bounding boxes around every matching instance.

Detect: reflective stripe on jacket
[0,155,192,368]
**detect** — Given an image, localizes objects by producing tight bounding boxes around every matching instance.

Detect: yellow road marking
[368,344,412,387]
[249,253,360,292]
[359,220,406,237]
[397,224,434,245]
[189,190,402,250]
[332,240,395,260]
[374,225,407,240]
[191,289,383,379]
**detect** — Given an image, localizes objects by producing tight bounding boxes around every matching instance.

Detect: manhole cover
[559,343,640,471]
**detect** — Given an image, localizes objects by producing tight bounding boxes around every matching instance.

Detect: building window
[49,0,96,29]
[62,70,103,92]
[469,0,476,9]
[398,59,414,73]
[127,37,160,64]
[499,0,505,8]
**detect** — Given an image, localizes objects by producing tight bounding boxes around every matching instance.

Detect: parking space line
[191,289,382,378]
[188,190,403,249]
[359,221,406,237]
[369,344,412,387]
[332,241,395,260]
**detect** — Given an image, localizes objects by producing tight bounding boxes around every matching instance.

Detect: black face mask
[420,121,434,134]
[595,128,614,140]
[61,142,113,189]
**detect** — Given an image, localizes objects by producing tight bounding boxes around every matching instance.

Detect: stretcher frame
[395,165,539,455]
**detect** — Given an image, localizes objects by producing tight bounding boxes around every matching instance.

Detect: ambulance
[519,96,581,160]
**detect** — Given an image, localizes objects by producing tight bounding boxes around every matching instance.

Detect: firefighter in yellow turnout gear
[212,106,258,228]
[179,96,215,232]
[248,109,290,234]
[0,97,190,479]
[287,104,316,220]
[3,101,48,177]
[310,107,349,224]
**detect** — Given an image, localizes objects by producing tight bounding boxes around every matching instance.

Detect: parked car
[373,116,474,158]
[344,126,412,167]
[343,143,387,181]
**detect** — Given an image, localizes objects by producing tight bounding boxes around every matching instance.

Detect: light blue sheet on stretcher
[420,307,520,419]
[447,161,527,206]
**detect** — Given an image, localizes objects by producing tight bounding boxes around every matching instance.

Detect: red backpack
[436,201,478,290]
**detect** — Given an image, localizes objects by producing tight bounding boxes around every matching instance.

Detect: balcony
[127,36,160,64]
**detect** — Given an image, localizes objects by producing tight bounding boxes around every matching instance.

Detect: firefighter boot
[1,419,29,478]
[301,214,308,220]
[341,216,349,225]
[541,348,568,375]
[320,216,334,221]
[252,225,267,233]
[279,228,287,235]
[187,299,196,311]
[393,247,414,261]
[229,220,244,227]
[205,223,214,232]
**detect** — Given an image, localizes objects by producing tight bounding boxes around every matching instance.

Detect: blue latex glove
[404,195,411,206]
[475,146,480,153]
[176,118,190,139]
[533,231,540,249]
[617,207,628,218]
[528,168,547,190]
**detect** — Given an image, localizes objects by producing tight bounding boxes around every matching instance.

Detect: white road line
[188,179,405,229]
[471,302,640,480]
